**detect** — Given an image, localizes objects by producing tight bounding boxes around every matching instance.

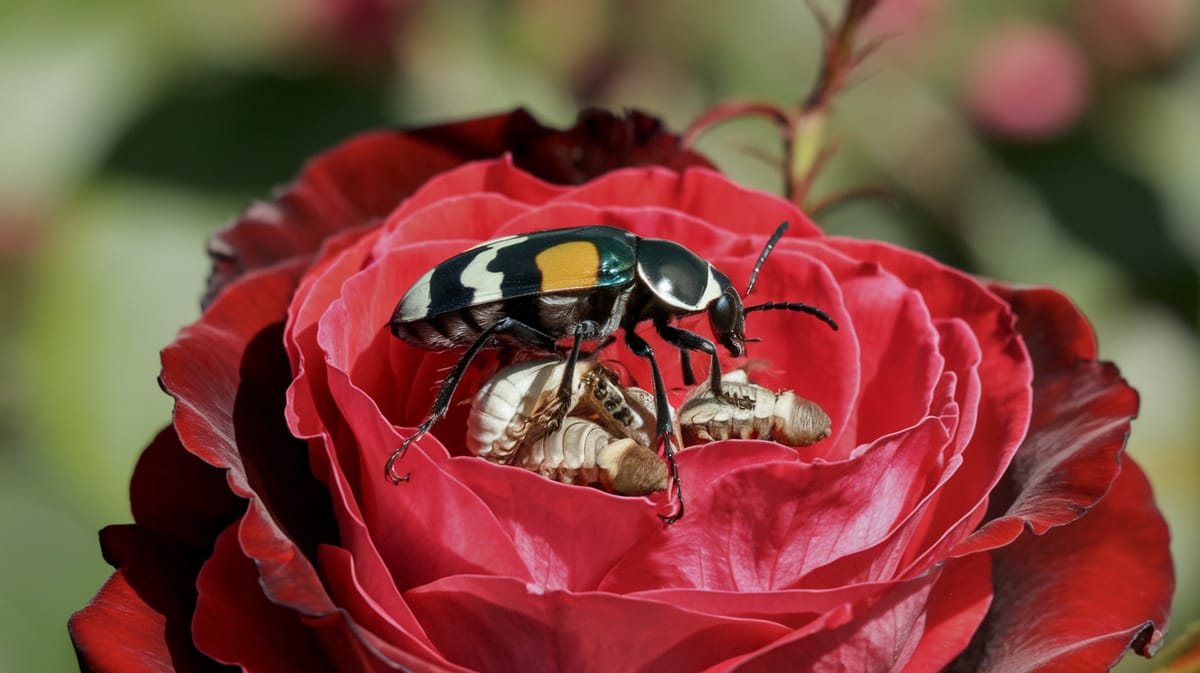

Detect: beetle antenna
[744,301,838,331]
[745,221,789,296]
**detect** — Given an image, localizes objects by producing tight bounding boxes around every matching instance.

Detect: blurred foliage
[105,69,390,196]
[1,0,1197,671]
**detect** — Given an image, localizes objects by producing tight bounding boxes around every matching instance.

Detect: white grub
[679,370,831,447]
[515,418,668,495]
[465,357,591,462]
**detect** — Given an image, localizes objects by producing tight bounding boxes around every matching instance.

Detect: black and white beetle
[387,221,837,522]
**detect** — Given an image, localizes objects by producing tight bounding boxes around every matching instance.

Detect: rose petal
[374,158,562,240]
[198,524,458,672]
[128,427,244,548]
[902,555,994,673]
[321,362,535,589]
[791,244,943,456]
[317,546,471,671]
[803,317,989,588]
[946,460,1173,672]
[954,287,1140,555]
[791,366,971,589]
[601,415,953,593]
[445,457,666,591]
[827,239,1033,566]
[718,555,991,673]
[557,166,821,240]
[161,264,383,654]
[632,583,886,630]
[194,525,332,671]
[405,575,789,673]
[69,525,218,673]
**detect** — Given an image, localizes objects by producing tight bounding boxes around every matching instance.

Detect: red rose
[70,109,1172,673]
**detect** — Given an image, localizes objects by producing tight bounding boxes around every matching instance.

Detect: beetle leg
[386,316,558,484]
[625,329,684,524]
[679,349,696,386]
[545,321,597,431]
[655,321,724,400]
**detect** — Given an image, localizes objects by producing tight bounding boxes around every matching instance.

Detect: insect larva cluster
[466,358,669,496]
[466,358,831,495]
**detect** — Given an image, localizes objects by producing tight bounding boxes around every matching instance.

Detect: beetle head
[709,286,746,357]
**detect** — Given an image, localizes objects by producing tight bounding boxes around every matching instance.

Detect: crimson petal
[946,461,1173,672]
[70,429,242,672]
[69,524,230,673]
[955,287,1140,555]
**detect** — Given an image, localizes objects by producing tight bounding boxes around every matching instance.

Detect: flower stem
[689,0,884,211]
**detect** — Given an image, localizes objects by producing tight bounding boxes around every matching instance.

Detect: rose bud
[963,21,1091,141]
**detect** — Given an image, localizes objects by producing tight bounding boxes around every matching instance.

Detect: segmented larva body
[465,357,591,462]
[514,417,669,495]
[678,370,831,447]
[466,357,672,495]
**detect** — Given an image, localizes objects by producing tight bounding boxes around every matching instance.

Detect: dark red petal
[404,575,788,673]
[206,109,710,306]
[946,460,1174,672]
[995,285,1097,368]
[162,265,391,654]
[497,107,715,184]
[69,525,226,673]
[954,287,1139,555]
[196,524,460,673]
[194,526,332,672]
[128,427,244,547]
[163,261,337,555]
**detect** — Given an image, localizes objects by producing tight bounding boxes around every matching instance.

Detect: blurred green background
[1,0,1196,670]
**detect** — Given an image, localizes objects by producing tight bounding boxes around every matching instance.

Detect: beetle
[387,221,838,523]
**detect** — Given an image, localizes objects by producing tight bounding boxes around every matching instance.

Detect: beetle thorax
[635,239,725,313]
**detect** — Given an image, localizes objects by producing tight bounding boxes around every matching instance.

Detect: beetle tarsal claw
[385,436,417,483]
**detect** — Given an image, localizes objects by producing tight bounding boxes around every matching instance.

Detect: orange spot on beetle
[535,241,600,291]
